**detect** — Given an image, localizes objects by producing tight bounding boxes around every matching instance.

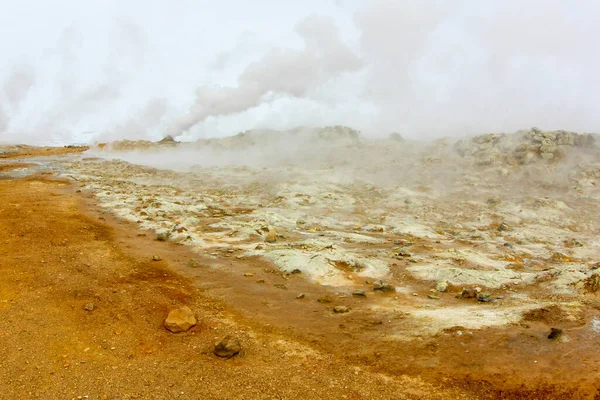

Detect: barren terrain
[1,127,600,399]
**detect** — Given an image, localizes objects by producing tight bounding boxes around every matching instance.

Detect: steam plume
[168,15,362,137]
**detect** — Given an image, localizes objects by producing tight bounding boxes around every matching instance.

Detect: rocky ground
[1,127,600,399]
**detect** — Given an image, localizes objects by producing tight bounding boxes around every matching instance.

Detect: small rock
[352,290,367,297]
[152,255,162,261]
[83,303,95,312]
[317,295,333,303]
[243,272,254,277]
[188,259,204,268]
[459,288,478,299]
[435,281,448,293]
[273,283,287,290]
[157,232,170,241]
[333,306,350,314]
[214,335,241,358]
[498,222,510,232]
[256,279,265,284]
[255,244,265,250]
[427,295,441,300]
[296,293,305,299]
[164,306,197,333]
[373,280,396,293]
[290,269,302,275]
[478,292,493,302]
[265,229,277,243]
[547,327,564,341]
[487,196,502,206]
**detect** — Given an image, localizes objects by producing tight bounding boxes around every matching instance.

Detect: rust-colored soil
[0,167,599,399]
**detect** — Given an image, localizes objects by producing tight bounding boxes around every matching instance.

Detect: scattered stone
[571,238,584,247]
[498,222,510,232]
[164,306,197,333]
[435,281,448,292]
[487,196,502,206]
[428,294,441,300]
[213,335,241,358]
[290,269,302,275]
[188,259,204,268]
[152,255,162,261]
[296,293,305,299]
[547,328,564,341]
[477,292,493,302]
[317,295,333,303]
[255,244,265,250]
[373,280,396,293]
[459,288,478,299]
[265,229,277,243]
[156,232,170,241]
[352,290,367,297]
[273,283,287,290]
[243,272,254,277]
[83,303,95,311]
[333,306,350,314]
[256,279,265,284]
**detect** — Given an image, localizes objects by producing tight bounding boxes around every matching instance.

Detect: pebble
[152,255,162,261]
[435,281,448,292]
[214,335,241,358]
[373,280,396,293]
[317,295,333,303]
[352,290,367,297]
[333,306,350,314]
[83,303,95,311]
[164,306,197,333]
[296,293,305,299]
[547,327,564,341]
[243,272,254,277]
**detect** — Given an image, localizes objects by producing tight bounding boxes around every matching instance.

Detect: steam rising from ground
[0,1,599,144]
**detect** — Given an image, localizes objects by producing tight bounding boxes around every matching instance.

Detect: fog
[0,0,599,145]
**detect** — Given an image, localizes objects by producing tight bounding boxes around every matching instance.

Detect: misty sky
[0,0,599,144]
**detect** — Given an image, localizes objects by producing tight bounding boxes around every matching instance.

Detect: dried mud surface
[1,130,600,399]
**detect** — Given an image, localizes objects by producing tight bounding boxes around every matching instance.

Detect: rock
[83,303,95,311]
[547,327,564,341]
[214,335,241,358]
[256,279,265,284]
[265,229,277,243]
[427,294,441,300]
[498,222,510,232]
[296,293,305,299]
[459,288,478,299]
[152,255,162,261]
[333,306,350,314]
[188,259,204,268]
[477,292,493,302]
[373,280,396,293]
[317,295,333,303]
[243,272,254,277]
[164,306,197,333]
[352,290,367,297]
[435,281,448,292]
[290,269,302,275]
[157,232,170,241]
[486,196,502,206]
[273,283,287,290]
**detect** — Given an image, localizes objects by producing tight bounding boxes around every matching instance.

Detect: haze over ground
[0,0,598,145]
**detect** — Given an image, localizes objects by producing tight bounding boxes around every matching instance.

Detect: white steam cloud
[0,0,599,144]
[168,15,362,137]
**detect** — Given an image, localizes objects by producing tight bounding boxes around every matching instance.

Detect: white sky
[0,0,599,144]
